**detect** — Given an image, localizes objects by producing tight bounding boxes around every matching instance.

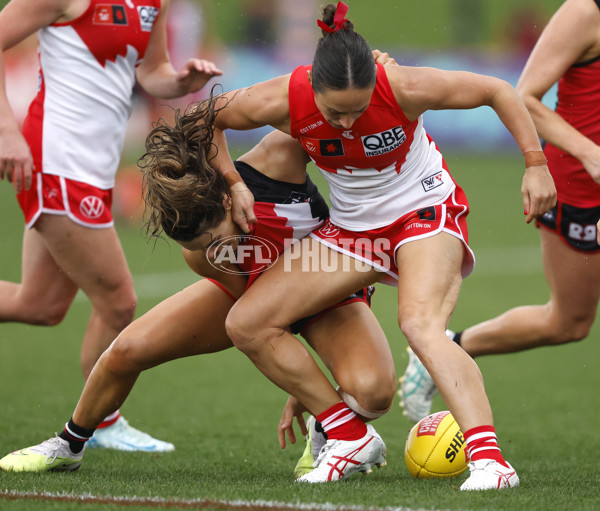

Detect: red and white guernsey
[289,63,455,231]
[224,161,329,288]
[22,0,161,189]
[544,42,600,208]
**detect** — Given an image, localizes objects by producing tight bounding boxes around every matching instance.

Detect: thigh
[20,225,79,304]
[113,278,235,369]
[396,232,464,330]
[35,215,133,303]
[303,300,395,390]
[232,237,381,329]
[541,228,600,319]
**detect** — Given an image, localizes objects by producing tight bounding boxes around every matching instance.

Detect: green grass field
[0,152,599,511]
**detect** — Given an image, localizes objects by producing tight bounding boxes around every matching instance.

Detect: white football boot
[86,416,174,452]
[0,436,84,472]
[460,459,520,491]
[296,424,386,483]
[398,347,438,422]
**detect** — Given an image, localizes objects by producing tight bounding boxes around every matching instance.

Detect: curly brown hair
[138,92,230,242]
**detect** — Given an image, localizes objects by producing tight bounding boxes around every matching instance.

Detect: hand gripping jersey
[22,0,161,189]
[289,63,455,231]
[544,1,600,209]
[232,161,328,288]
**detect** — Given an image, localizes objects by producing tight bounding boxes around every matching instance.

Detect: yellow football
[404,410,469,479]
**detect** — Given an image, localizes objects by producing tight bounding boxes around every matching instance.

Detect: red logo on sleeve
[300,138,344,157]
[93,5,128,26]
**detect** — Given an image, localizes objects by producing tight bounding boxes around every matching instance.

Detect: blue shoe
[398,346,438,422]
[87,417,174,452]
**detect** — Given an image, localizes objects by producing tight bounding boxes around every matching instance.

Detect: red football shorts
[17,173,114,229]
[310,186,475,286]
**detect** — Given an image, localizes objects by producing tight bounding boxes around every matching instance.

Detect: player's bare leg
[227,237,387,482]
[0,278,242,472]
[395,232,490,431]
[399,228,600,422]
[73,278,240,429]
[305,301,396,416]
[0,225,78,326]
[459,229,600,356]
[292,300,396,477]
[227,237,382,417]
[0,215,137,378]
[395,232,518,490]
[0,214,189,451]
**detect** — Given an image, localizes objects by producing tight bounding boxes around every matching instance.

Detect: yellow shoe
[293,416,326,479]
[0,436,83,472]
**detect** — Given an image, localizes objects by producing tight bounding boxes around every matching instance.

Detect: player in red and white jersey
[207,2,557,488]
[400,0,600,426]
[0,0,221,451]
[290,61,454,233]
[0,107,394,477]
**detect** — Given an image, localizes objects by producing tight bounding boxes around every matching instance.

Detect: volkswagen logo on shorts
[80,196,105,219]
[318,220,340,238]
[207,235,279,275]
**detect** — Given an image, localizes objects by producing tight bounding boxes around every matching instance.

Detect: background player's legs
[460,229,600,356]
[0,225,79,326]
[72,279,236,429]
[0,214,137,379]
[0,214,177,450]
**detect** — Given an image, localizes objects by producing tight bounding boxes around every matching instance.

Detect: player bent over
[0,104,392,482]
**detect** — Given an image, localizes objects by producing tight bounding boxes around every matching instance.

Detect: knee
[340,385,394,420]
[34,301,71,326]
[101,288,137,332]
[224,305,252,350]
[340,375,396,419]
[103,330,145,375]
[338,370,396,417]
[547,314,594,345]
[225,303,282,354]
[397,310,434,349]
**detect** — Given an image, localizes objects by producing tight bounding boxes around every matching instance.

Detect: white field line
[0,490,448,511]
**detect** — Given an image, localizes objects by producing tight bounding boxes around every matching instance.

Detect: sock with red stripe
[316,402,367,441]
[59,418,96,454]
[97,410,120,429]
[463,425,509,468]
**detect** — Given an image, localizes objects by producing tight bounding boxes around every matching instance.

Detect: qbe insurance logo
[206,235,279,275]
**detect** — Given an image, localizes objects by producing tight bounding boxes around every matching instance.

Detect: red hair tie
[317,1,349,33]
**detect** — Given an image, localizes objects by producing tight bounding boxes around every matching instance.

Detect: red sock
[316,402,367,441]
[463,425,509,468]
[97,410,120,429]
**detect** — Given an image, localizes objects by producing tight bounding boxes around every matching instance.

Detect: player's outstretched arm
[135,0,221,99]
